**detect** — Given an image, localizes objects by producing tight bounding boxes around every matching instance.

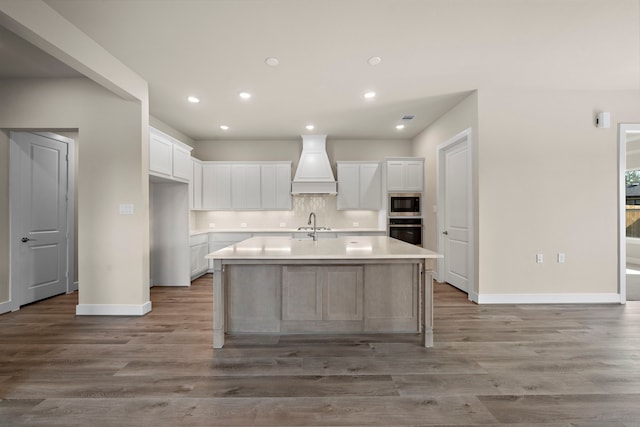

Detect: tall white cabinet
[148,127,193,287]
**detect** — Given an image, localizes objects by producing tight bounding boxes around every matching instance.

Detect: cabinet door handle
[442,231,448,235]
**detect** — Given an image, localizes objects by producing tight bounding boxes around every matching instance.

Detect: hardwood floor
[1,274,640,426]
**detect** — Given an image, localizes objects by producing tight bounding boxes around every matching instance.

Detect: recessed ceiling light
[305,124,315,131]
[239,91,252,99]
[363,91,376,99]
[187,95,200,103]
[367,56,382,66]
[265,57,279,66]
[220,125,229,130]
[395,124,405,130]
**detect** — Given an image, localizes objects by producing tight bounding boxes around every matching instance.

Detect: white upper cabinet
[261,163,292,210]
[172,144,193,181]
[386,159,424,192]
[191,159,203,210]
[231,164,261,209]
[149,127,193,183]
[149,131,173,177]
[337,161,381,210]
[202,163,232,210]
[201,161,291,211]
[359,163,382,209]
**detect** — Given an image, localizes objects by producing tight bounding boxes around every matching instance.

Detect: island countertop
[205,235,442,261]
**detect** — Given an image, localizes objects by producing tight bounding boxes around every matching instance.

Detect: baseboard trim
[0,300,17,315]
[477,293,622,304]
[151,283,191,287]
[76,301,152,316]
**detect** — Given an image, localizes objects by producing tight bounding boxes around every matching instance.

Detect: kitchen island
[206,235,442,348]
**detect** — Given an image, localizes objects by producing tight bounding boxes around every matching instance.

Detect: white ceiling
[3,0,639,141]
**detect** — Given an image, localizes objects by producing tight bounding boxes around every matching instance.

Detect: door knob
[442,231,448,235]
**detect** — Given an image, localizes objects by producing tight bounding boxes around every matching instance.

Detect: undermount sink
[296,226,331,231]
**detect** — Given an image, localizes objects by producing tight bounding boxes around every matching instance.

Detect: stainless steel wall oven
[388,217,423,247]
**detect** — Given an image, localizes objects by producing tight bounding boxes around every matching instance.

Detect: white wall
[477,89,640,297]
[193,138,412,169]
[0,78,150,311]
[150,115,195,148]
[412,91,478,291]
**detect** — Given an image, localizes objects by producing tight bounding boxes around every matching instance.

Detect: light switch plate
[119,204,134,215]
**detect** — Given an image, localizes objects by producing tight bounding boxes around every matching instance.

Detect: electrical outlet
[208,223,216,228]
[279,222,286,228]
[240,222,247,228]
[353,222,359,227]
[557,253,566,263]
[536,253,544,263]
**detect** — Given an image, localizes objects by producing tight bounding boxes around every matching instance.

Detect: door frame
[436,127,475,301]
[8,131,75,311]
[618,123,640,304]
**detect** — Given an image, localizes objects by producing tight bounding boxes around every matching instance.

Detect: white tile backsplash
[195,195,382,230]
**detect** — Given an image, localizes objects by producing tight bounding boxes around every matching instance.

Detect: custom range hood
[291,134,337,194]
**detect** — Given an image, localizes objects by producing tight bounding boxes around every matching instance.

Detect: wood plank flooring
[1,274,640,426]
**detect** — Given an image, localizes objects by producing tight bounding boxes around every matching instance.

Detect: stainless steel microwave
[388,193,421,217]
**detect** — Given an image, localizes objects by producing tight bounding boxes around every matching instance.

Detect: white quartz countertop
[206,236,442,260]
[190,228,385,236]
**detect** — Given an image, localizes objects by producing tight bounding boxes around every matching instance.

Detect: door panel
[443,139,469,292]
[11,132,69,306]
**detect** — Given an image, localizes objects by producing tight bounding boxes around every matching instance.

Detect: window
[626,171,640,238]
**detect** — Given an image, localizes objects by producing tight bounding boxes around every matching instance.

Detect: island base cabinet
[281,266,364,333]
[364,264,419,332]
[222,262,421,337]
[226,265,282,333]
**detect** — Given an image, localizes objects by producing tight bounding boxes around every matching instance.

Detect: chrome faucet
[307,212,317,241]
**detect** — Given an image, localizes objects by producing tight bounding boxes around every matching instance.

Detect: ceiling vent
[291,134,337,195]
[401,115,415,121]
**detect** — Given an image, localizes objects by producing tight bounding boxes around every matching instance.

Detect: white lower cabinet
[189,234,209,280]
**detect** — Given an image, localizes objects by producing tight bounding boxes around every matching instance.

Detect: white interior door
[441,136,470,292]
[10,132,70,306]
